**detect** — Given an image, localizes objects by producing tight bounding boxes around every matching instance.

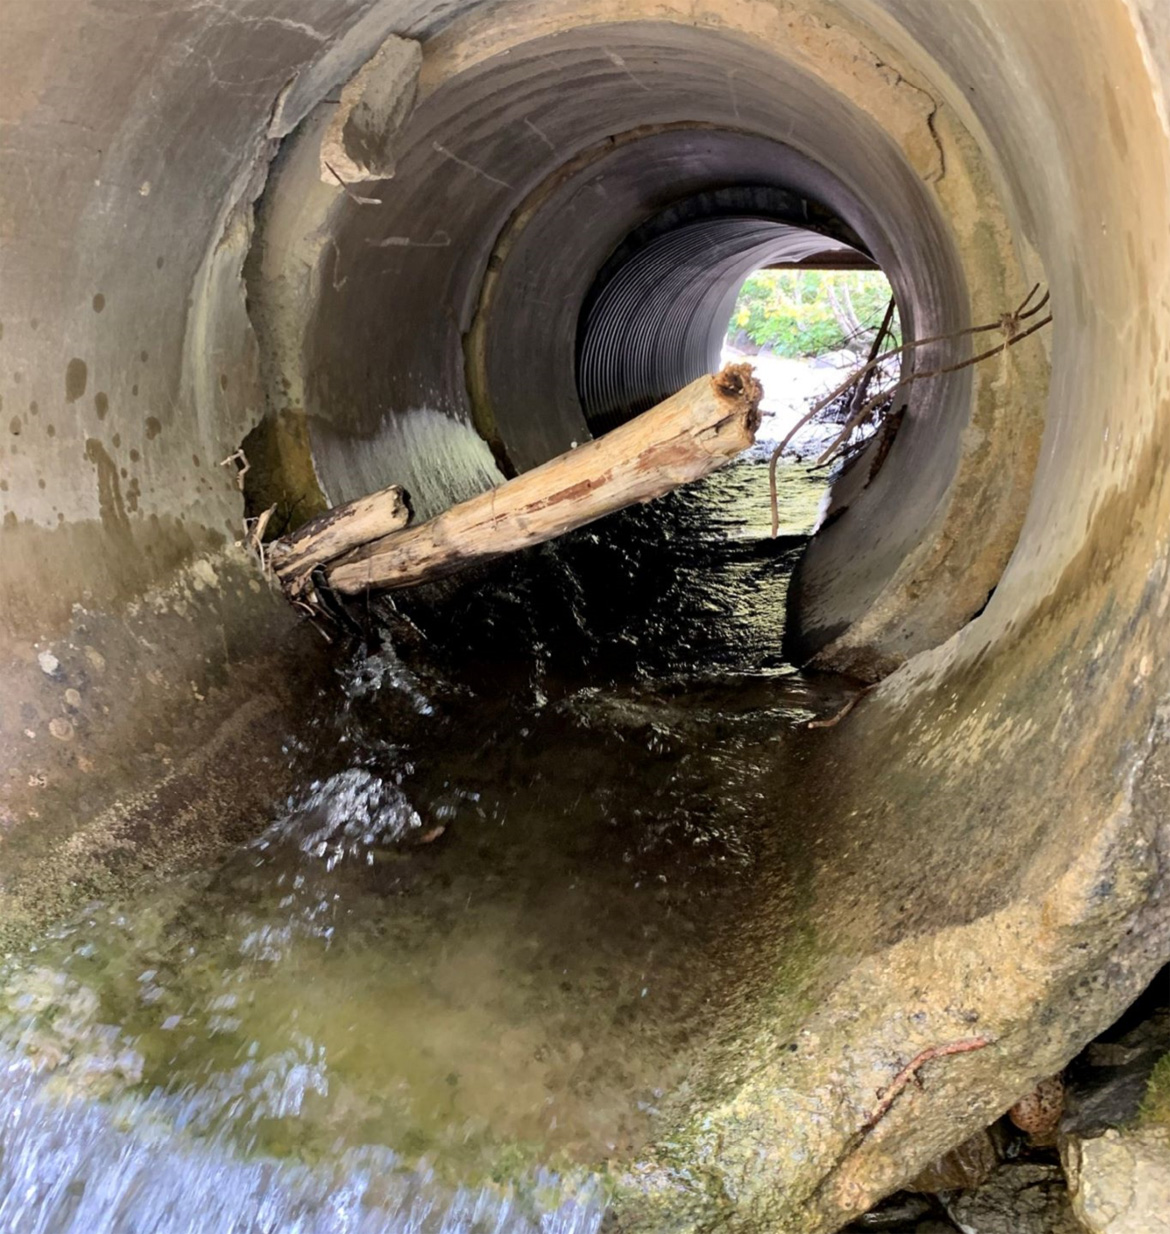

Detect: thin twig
[1018,288,1050,322]
[324,160,383,206]
[806,684,876,729]
[862,1037,992,1132]
[219,448,250,491]
[293,599,335,644]
[244,504,277,571]
[813,313,1051,467]
[845,296,897,427]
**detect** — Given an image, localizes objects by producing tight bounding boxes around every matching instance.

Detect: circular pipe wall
[576,208,869,434]
[467,130,880,472]
[1,2,1168,1232]
[250,12,1035,681]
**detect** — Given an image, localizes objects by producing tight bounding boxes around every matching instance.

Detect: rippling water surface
[0,453,849,1231]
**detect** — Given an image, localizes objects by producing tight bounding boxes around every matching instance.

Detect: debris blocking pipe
[269,364,762,604]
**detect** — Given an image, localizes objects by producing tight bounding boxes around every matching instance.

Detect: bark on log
[268,483,410,599]
[324,363,761,596]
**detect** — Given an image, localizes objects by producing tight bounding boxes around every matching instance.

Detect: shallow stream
[0,452,851,1231]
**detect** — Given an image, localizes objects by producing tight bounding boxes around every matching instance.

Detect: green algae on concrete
[1139,1054,1170,1130]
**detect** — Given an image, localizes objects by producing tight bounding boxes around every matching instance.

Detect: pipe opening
[239,12,1042,690]
[23,1,1166,1229]
[575,187,875,434]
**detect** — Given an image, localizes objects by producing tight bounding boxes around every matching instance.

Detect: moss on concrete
[1140,1054,1170,1130]
[240,406,329,535]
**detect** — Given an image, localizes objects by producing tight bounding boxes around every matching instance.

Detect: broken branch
[806,684,876,729]
[845,296,897,428]
[813,312,1051,468]
[220,448,250,491]
[323,364,762,596]
[244,504,277,571]
[768,288,1052,535]
[268,483,410,600]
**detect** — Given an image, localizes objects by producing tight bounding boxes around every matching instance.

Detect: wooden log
[324,363,762,596]
[268,483,410,599]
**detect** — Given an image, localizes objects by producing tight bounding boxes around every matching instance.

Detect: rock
[1084,1009,1170,1068]
[1062,1128,1170,1234]
[1066,1063,1166,1137]
[850,1192,934,1228]
[909,1128,1000,1192]
[944,1162,1081,1234]
[1010,1075,1065,1138]
[1064,1008,1170,1136]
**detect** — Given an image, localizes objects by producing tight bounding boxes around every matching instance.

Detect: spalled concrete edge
[319,33,423,183]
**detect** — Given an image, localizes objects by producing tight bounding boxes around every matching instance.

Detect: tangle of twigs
[768,285,1052,537]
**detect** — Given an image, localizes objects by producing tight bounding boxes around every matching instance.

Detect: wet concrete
[0,456,842,1230]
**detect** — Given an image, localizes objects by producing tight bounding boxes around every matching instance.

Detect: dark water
[0,452,848,1232]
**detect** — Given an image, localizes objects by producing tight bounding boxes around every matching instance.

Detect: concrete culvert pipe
[1,2,1168,1231]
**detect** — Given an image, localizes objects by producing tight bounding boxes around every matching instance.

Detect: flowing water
[0,452,851,1232]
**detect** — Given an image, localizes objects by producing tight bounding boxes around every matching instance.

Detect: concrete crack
[726,69,742,121]
[873,58,946,183]
[524,117,556,153]
[605,48,651,93]
[192,1,327,44]
[432,141,512,189]
[925,100,947,183]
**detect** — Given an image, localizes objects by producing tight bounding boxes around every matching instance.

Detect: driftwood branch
[268,483,410,599]
[806,684,877,729]
[323,364,762,596]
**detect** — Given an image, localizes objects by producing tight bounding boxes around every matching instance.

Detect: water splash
[277,769,425,870]
[0,1051,606,1234]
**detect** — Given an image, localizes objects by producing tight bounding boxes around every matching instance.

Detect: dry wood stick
[268,483,410,600]
[806,684,876,729]
[325,364,762,596]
